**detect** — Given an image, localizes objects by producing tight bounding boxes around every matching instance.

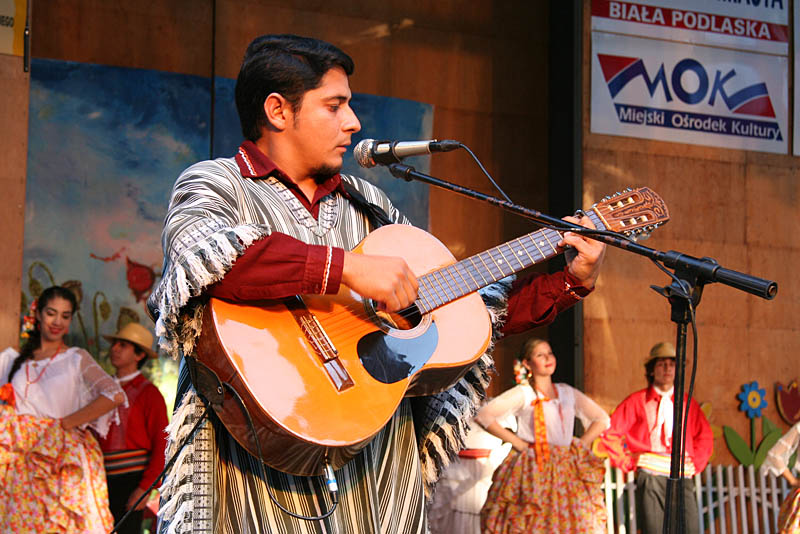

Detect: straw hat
[103,322,158,359]
[643,341,676,366]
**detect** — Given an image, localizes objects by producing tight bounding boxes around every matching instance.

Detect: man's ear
[264,92,290,131]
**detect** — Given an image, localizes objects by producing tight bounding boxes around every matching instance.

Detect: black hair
[235,34,355,141]
[134,345,148,370]
[109,338,149,370]
[8,286,78,382]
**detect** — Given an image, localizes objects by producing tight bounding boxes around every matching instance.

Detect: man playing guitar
[147,33,605,534]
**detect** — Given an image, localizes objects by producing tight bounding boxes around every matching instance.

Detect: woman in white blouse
[476,337,610,533]
[762,421,800,533]
[0,286,126,533]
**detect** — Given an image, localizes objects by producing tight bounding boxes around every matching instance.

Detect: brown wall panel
[31,0,214,75]
[0,54,29,351]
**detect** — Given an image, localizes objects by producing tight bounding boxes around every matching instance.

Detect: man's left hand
[126,486,149,511]
[559,214,606,289]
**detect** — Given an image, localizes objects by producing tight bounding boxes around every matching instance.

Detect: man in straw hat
[608,341,713,534]
[97,322,168,534]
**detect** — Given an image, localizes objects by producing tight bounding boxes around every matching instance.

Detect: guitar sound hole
[372,302,423,331]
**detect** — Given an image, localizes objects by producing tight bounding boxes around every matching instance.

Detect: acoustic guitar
[194,187,669,475]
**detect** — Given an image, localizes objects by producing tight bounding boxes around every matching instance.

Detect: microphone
[353,138,461,168]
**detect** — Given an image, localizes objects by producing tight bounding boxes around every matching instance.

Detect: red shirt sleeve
[500,266,593,335]
[138,385,169,491]
[206,232,345,302]
[609,392,652,456]
[688,400,714,472]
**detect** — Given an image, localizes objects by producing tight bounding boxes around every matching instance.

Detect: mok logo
[596,53,782,141]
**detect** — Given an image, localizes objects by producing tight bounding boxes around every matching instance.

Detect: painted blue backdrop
[22,58,432,400]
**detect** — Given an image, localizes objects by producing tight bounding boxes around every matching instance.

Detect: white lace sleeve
[573,387,611,431]
[762,422,800,477]
[0,347,18,383]
[77,349,126,438]
[474,385,526,429]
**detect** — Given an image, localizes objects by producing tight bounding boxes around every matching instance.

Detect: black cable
[457,142,513,203]
[222,382,339,522]
[108,402,212,534]
[456,141,654,247]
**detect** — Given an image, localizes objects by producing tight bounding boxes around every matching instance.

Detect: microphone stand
[387,162,777,534]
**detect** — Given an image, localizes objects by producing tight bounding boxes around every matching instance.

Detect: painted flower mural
[738,381,768,419]
[777,380,800,425]
[125,257,158,302]
[724,381,781,468]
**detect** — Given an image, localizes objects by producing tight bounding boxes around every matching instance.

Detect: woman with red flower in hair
[0,286,125,533]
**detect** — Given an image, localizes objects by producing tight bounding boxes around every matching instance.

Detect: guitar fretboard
[415,210,605,314]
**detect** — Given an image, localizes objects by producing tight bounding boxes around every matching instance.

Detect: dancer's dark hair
[7,286,78,382]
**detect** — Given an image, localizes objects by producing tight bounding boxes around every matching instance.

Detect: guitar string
[305,233,547,346]
[344,227,561,322]
[314,207,627,328]
[279,209,629,358]
[319,208,643,346]
[302,227,566,334]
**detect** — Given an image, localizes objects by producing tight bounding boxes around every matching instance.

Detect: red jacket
[610,386,713,473]
[98,373,169,491]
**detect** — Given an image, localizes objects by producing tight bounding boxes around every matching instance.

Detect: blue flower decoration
[737,381,767,419]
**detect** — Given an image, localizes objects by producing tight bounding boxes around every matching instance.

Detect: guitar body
[195,224,492,476]
[193,187,670,476]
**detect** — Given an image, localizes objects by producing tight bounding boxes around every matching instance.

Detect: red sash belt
[458,448,492,459]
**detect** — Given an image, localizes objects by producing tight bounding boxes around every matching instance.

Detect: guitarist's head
[235,34,361,184]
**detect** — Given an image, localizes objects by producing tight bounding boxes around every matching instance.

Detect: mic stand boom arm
[388,162,776,299]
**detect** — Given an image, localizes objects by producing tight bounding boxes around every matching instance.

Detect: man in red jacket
[610,341,713,534]
[99,322,169,534]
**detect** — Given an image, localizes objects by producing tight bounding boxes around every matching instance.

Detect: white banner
[591,0,789,55]
[591,32,789,154]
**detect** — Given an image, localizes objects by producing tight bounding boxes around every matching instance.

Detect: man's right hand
[342,252,419,312]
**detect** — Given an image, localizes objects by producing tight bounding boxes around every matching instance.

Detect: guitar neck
[415,210,606,314]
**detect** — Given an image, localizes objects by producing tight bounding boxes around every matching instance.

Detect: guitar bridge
[286,296,354,392]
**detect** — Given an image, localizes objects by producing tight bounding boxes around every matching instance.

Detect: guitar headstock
[587,187,669,240]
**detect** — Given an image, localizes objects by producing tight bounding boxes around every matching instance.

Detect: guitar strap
[341,179,393,230]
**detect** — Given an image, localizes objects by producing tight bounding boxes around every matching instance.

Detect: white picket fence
[602,461,797,534]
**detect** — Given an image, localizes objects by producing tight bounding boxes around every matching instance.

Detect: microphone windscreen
[353,139,376,168]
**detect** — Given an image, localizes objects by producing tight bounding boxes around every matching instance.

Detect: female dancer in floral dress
[0,286,126,533]
[763,420,800,533]
[477,338,609,533]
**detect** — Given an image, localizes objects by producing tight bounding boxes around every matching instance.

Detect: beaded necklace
[24,343,64,397]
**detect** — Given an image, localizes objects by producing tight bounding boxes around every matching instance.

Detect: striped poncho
[146,157,509,534]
